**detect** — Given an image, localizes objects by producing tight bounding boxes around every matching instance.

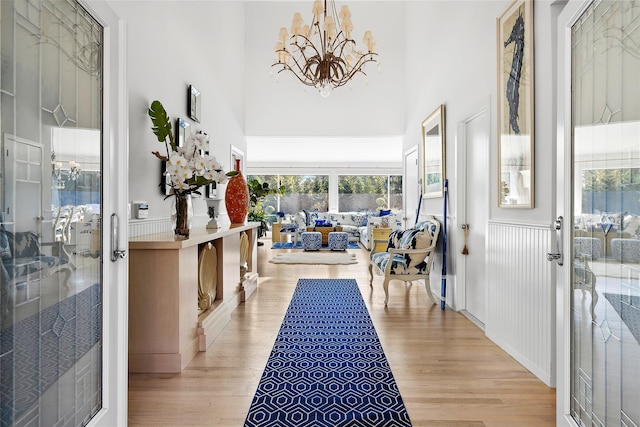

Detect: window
[247,174,329,216]
[338,175,402,212]
[580,168,640,215]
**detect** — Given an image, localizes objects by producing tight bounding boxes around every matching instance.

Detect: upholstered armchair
[368,216,440,306]
[573,252,598,320]
[1,225,75,324]
[2,230,73,286]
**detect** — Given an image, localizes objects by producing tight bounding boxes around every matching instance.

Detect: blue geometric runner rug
[244,278,412,427]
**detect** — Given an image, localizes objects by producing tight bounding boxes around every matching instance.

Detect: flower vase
[172,194,193,239]
[225,159,249,224]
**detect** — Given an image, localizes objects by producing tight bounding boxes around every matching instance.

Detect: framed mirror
[188,85,201,122]
[421,104,446,199]
[497,0,534,208]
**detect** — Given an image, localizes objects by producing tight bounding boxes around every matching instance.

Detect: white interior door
[460,102,490,326]
[0,2,128,426]
[566,1,640,425]
[4,135,42,234]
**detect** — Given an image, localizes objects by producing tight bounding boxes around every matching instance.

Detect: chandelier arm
[285,52,323,84]
[290,34,322,61]
[328,59,347,83]
[332,37,356,57]
[272,60,320,87]
[347,52,378,71]
[334,56,378,88]
[278,51,379,89]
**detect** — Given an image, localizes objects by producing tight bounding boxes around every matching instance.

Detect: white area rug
[269,251,358,265]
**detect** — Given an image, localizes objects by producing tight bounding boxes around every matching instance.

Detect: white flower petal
[169,154,187,167]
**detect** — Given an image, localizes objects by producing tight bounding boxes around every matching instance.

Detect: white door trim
[79,1,129,426]
[555,0,591,426]
[403,146,419,227]
[454,96,491,315]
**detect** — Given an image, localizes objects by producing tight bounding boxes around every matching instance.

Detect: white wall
[108,1,246,224]
[404,0,556,221]
[403,1,503,312]
[404,1,503,221]
[404,0,559,385]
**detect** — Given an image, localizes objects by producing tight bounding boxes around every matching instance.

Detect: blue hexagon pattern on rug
[244,278,411,427]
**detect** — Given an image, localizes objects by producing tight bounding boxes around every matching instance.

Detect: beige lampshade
[324,15,336,39]
[341,16,353,39]
[339,5,351,19]
[278,27,289,43]
[291,12,304,35]
[312,0,323,17]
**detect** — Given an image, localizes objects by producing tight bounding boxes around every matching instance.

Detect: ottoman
[301,231,322,251]
[328,231,348,251]
[611,238,640,262]
[574,237,602,259]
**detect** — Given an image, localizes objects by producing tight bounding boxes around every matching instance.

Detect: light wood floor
[128,238,556,426]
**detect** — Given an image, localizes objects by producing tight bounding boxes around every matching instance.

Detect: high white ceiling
[246,135,404,165]
[243,1,407,138]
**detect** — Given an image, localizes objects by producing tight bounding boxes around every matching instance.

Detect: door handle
[111,213,127,262]
[547,253,561,262]
[546,216,563,266]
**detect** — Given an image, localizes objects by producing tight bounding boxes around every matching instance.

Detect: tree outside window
[247,175,329,218]
[338,175,402,212]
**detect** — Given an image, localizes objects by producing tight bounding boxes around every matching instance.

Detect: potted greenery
[247,178,285,242]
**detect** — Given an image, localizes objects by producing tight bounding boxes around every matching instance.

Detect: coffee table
[306,226,343,246]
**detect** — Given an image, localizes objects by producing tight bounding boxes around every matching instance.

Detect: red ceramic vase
[225,159,249,224]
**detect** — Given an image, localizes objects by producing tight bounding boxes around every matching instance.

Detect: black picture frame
[188,85,201,122]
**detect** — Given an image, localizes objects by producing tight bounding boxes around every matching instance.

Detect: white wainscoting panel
[486,221,554,386]
[128,213,224,239]
[129,218,173,238]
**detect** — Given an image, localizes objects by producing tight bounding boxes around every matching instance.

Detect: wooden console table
[128,223,259,373]
[271,222,287,243]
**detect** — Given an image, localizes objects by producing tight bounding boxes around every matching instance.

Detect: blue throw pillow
[304,209,319,226]
[379,209,391,217]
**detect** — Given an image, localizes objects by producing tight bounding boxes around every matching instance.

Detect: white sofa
[292,210,404,249]
[292,211,366,243]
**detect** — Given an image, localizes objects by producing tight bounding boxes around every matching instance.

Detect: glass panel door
[0,0,103,425]
[571,1,640,425]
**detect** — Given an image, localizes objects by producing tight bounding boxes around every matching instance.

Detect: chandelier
[272,0,379,97]
[52,150,81,187]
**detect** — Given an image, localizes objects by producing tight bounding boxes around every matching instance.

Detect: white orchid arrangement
[148,100,236,197]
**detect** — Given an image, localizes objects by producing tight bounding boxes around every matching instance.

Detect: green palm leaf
[148,100,176,151]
